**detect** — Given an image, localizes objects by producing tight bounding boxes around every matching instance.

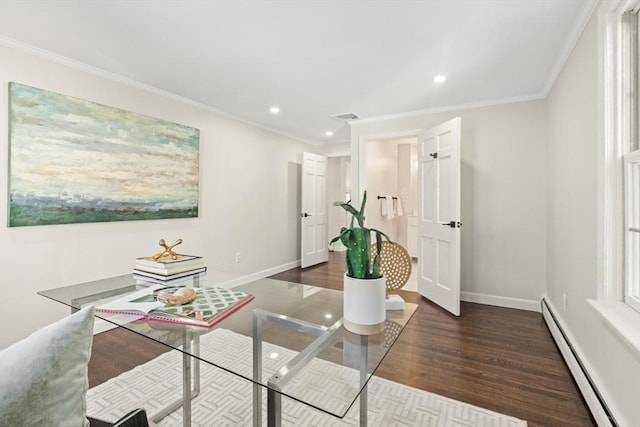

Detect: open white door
[301,152,328,268]
[417,118,461,316]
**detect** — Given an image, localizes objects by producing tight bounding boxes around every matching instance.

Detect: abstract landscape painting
[8,82,200,227]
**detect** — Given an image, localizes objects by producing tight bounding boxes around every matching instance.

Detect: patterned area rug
[86,329,527,426]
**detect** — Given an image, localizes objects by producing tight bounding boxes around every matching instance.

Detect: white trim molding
[543,0,599,95]
[589,299,640,357]
[352,94,545,126]
[0,36,322,147]
[460,292,540,312]
[542,298,616,427]
[598,0,627,301]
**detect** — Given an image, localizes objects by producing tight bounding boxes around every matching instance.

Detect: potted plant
[330,190,390,334]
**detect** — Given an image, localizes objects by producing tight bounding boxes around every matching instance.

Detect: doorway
[362,136,419,292]
[356,118,462,316]
[327,154,351,252]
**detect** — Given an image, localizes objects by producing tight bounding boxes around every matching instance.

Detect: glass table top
[39,272,417,420]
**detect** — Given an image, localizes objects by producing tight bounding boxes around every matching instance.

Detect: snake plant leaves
[329,227,350,245]
[329,191,392,280]
[333,201,359,218]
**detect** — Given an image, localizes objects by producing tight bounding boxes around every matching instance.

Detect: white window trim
[590,0,640,356]
[598,0,629,302]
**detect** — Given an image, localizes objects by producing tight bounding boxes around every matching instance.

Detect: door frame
[354,125,461,312]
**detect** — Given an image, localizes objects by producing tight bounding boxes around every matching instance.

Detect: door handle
[301,213,312,218]
[441,221,462,228]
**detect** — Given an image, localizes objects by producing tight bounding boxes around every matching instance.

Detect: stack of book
[133,254,206,283]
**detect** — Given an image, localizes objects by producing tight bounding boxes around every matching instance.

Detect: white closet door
[301,152,328,268]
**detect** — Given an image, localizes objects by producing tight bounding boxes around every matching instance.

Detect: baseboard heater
[541,298,617,427]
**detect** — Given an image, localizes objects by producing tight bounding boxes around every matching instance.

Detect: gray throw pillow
[0,306,95,427]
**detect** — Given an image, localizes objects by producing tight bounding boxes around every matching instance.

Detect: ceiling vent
[332,112,360,121]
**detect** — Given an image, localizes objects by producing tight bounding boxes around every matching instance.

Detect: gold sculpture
[152,238,183,260]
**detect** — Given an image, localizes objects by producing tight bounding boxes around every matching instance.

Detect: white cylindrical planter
[343,273,386,335]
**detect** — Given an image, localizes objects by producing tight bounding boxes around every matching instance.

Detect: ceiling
[0,1,595,145]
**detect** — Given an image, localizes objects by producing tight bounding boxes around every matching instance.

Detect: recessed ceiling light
[270,106,280,114]
[434,75,446,84]
[325,131,333,137]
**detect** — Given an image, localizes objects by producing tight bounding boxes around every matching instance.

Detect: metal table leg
[183,336,192,427]
[360,335,368,427]
[267,388,282,427]
[252,309,343,427]
[253,312,263,427]
[150,331,200,426]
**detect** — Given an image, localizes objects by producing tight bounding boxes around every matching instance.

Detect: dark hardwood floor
[89,252,595,427]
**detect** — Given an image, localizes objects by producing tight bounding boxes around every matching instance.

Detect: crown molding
[351,93,546,126]
[543,0,599,96]
[0,36,322,147]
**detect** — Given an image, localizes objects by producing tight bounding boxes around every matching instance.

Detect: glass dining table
[38,271,417,427]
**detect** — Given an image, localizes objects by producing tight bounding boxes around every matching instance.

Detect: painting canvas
[8,82,200,227]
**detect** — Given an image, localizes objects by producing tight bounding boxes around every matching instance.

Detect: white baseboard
[542,298,615,427]
[219,260,302,289]
[93,319,118,335]
[461,291,540,312]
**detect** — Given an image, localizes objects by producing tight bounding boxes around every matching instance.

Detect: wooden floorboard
[89,252,595,427]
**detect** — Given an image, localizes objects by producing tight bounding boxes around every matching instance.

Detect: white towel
[395,197,404,216]
[382,196,395,220]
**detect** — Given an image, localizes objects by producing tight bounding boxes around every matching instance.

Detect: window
[626,151,640,311]
[621,8,640,312]
[593,0,640,354]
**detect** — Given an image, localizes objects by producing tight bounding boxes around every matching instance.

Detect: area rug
[86,329,527,426]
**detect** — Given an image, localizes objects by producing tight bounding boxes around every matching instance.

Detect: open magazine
[96,284,254,328]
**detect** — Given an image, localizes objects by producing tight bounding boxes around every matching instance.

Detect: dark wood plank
[89,252,595,427]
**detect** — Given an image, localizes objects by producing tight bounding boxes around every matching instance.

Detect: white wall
[365,139,400,241]
[546,10,640,427]
[397,141,418,215]
[327,156,350,250]
[351,100,547,310]
[0,44,316,348]
[396,142,414,251]
[324,142,351,251]
[363,137,417,245]
[322,141,350,156]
